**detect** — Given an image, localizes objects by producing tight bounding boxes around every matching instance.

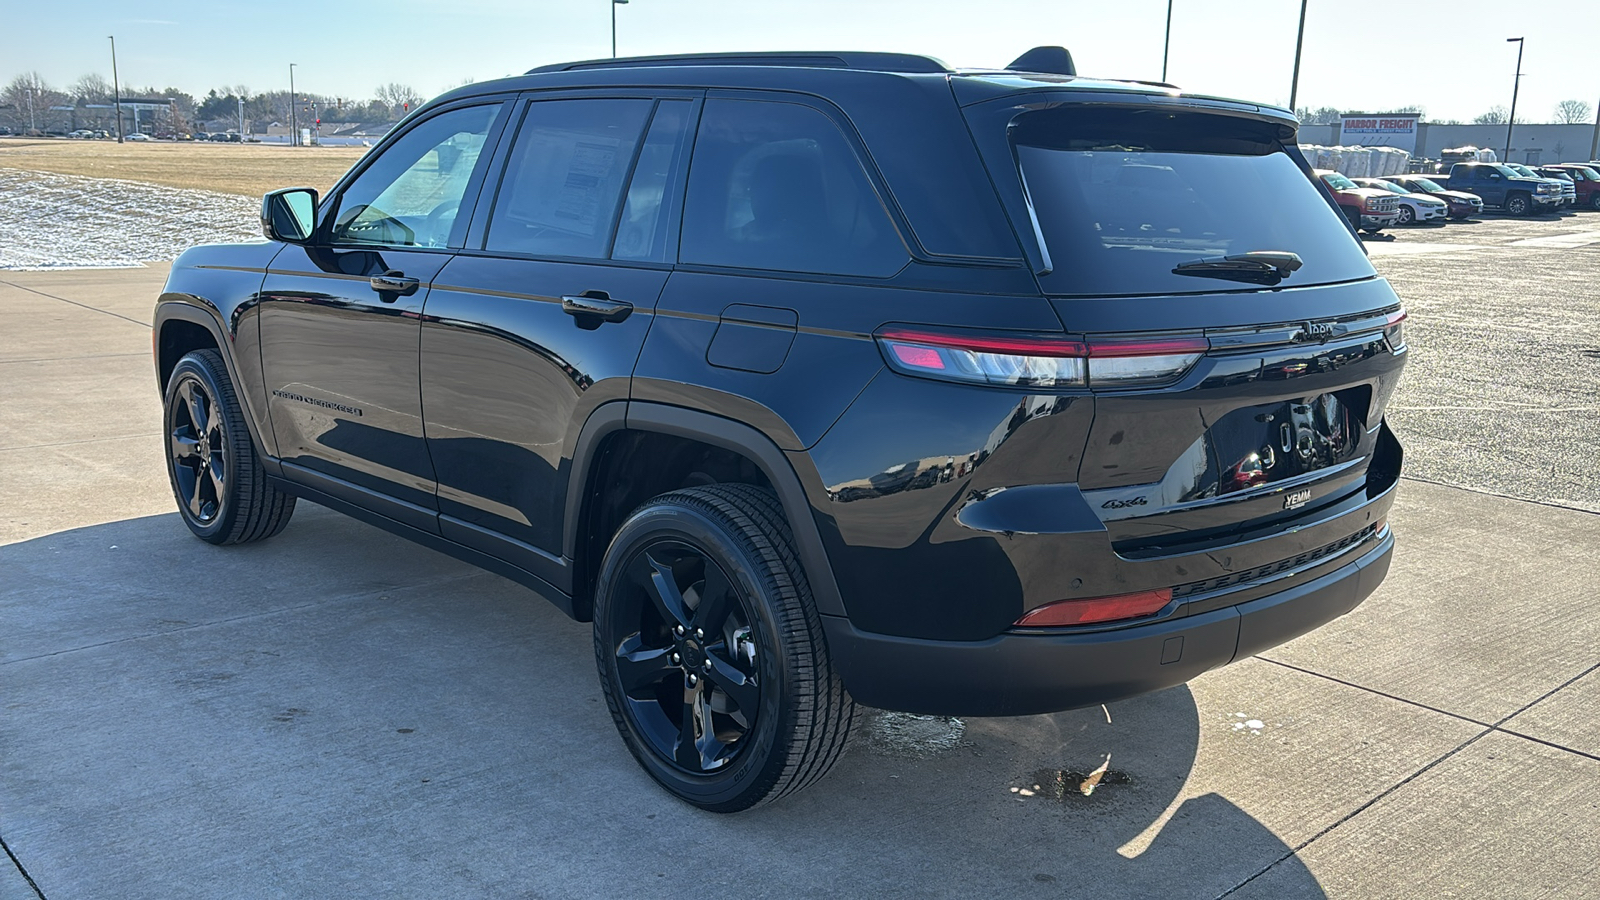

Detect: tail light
[877,328,1206,390]
[1014,588,1173,627]
[1384,310,1407,351]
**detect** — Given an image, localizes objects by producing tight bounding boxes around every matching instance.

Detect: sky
[3,0,1597,123]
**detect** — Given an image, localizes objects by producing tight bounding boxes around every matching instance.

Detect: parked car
[1546,164,1600,210]
[1534,166,1587,209]
[1445,162,1561,215]
[124,132,152,142]
[1505,163,1575,208]
[1385,175,1483,219]
[68,129,94,139]
[153,46,1407,811]
[1352,178,1449,225]
[1316,170,1400,232]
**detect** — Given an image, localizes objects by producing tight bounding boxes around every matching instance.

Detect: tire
[593,483,856,812]
[162,349,295,544]
[1396,205,1414,225]
[1505,192,1531,216]
[1590,193,1600,211]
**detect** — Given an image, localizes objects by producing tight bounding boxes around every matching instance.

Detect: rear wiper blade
[1171,251,1304,285]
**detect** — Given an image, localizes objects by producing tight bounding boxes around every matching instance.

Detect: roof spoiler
[1007,46,1076,77]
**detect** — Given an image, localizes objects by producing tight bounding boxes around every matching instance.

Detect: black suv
[154,48,1407,811]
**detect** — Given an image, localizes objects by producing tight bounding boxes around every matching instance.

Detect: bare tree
[374,82,421,117]
[1473,106,1509,125]
[1554,99,1593,125]
[70,73,112,103]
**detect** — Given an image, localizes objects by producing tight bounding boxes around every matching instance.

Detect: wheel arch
[154,298,277,468]
[565,402,846,621]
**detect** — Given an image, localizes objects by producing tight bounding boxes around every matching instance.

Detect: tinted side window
[486,98,652,259]
[331,104,499,249]
[680,99,907,277]
[613,100,694,263]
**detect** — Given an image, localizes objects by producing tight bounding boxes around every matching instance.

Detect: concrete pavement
[2,235,1598,898]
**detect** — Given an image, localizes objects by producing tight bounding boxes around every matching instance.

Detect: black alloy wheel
[169,374,227,525]
[608,538,763,775]
[1506,193,1530,216]
[162,349,295,544]
[594,484,856,812]
[1590,193,1600,211]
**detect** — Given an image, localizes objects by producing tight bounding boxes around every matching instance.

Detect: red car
[1316,170,1400,233]
[1546,164,1600,211]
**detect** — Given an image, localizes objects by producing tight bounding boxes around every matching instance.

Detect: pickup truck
[1445,162,1562,216]
[1546,164,1600,210]
[1316,170,1400,233]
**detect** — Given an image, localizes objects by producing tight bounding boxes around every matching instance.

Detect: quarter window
[485,98,652,259]
[331,105,498,249]
[680,99,907,277]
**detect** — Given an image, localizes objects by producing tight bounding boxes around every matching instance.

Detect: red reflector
[890,343,945,369]
[1014,589,1173,627]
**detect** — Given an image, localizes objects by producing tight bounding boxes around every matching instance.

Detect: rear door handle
[562,292,633,326]
[370,270,419,300]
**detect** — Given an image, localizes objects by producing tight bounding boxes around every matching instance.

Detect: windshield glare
[1013,109,1374,296]
[1409,178,1444,192]
[1322,172,1356,190]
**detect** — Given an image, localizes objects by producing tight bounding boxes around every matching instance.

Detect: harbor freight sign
[1339,114,1419,154]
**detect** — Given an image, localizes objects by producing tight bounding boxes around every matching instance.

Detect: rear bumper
[824,529,1394,717]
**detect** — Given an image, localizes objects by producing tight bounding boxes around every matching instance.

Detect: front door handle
[562,292,633,327]
[370,270,419,300]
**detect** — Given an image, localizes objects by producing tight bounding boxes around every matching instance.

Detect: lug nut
[694,628,704,639]
[670,653,680,664]
[674,625,685,636]
[687,674,698,686]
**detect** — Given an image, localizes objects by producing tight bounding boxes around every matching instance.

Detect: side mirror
[262,187,319,243]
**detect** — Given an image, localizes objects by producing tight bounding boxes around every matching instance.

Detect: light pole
[25,88,35,134]
[1590,90,1599,161]
[612,0,628,58]
[289,63,297,146]
[109,35,123,143]
[1161,0,1173,82]
[1504,37,1524,163]
[1288,0,1309,112]
[238,96,245,139]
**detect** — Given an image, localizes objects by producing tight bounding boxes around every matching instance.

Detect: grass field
[0,138,370,197]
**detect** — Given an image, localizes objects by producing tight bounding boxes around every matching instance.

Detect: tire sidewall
[593,502,793,810]
[163,353,242,542]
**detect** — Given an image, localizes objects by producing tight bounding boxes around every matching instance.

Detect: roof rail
[527,51,951,75]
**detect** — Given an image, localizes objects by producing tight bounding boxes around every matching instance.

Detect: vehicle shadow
[0,506,1324,899]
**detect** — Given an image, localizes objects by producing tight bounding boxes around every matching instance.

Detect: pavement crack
[1398,475,1599,517]
[0,828,46,899]
[0,279,152,327]
[1218,659,1600,898]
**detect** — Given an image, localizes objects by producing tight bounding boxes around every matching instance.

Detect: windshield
[1541,170,1573,181]
[1372,180,1406,194]
[1321,172,1357,190]
[1506,164,1536,177]
[1574,167,1600,181]
[1012,108,1374,296]
[1409,177,1444,192]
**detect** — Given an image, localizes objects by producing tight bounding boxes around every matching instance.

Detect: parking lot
[2,213,1598,899]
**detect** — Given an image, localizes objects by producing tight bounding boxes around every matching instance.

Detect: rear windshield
[1013,108,1375,296]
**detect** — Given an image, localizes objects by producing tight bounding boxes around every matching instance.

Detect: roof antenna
[1007,46,1076,77]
